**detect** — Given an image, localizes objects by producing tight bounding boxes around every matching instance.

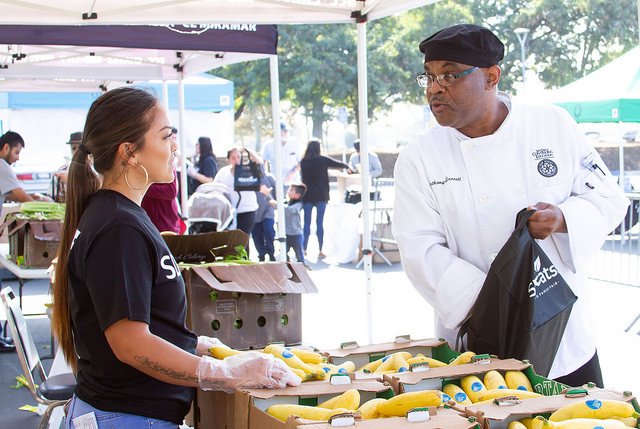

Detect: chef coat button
[479,195,488,202]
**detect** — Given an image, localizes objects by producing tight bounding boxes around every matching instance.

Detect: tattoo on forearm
[135,356,198,382]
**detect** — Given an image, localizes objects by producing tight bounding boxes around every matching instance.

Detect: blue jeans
[63,395,179,429]
[302,201,327,251]
[286,234,305,263]
[252,218,276,261]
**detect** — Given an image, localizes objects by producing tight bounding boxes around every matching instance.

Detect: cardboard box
[164,231,318,350]
[464,386,640,429]
[384,358,564,396]
[7,218,62,268]
[326,337,459,371]
[194,379,395,429]
[299,410,480,429]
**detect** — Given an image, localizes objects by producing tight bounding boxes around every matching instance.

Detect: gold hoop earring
[124,163,149,191]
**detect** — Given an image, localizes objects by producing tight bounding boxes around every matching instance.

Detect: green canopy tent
[551,46,640,123]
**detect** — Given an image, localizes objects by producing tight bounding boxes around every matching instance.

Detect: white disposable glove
[196,335,226,357]
[196,352,302,393]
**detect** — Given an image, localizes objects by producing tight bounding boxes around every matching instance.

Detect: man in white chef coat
[393,24,629,387]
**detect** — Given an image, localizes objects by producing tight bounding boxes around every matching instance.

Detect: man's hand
[527,202,567,239]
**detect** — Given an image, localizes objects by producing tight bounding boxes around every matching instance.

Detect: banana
[505,371,533,392]
[550,399,640,422]
[318,389,361,410]
[443,384,472,406]
[449,351,476,366]
[377,390,443,417]
[263,344,314,374]
[288,347,325,364]
[406,355,448,368]
[358,357,385,373]
[392,353,410,373]
[476,388,543,402]
[374,352,412,373]
[484,370,508,390]
[265,404,351,422]
[291,368,325,382]
[312,361,355,376]
[334,361,356,374]
[356,398,387,419]
[533,416,632,428]
[612,417,638,426]
[519,417,535,429]
[508,421,529,429]
[460,375,487,403]
[208,345,242,360]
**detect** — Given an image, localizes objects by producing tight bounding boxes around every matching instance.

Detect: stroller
[187,182,235,234]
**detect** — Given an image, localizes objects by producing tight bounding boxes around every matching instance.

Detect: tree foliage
[215,0,639,137]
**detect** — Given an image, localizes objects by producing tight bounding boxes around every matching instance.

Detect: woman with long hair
[187,136,218,195]
[299,138,349,258]
[52,88,298,428]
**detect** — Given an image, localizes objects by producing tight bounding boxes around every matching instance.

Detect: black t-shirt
[68,190,197,424]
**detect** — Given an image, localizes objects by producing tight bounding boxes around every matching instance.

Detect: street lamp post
[514,27,530,85]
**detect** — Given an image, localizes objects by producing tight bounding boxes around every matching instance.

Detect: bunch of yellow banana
[266,389,359,422]
[505,370,533,391]
[443,383,472,406]
[209,344,328,382]
[508,418,534,429]
[310,361,356,378]
[456,371,536,404]
[549,399,639,423]
[265,404,351,422]
[358,351,450,374]
[531,415,636,429]
[376,390,444,417]
[460,375,487,403]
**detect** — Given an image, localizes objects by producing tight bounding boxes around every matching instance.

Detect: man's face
[424,60,488,133]
[71,144,80,155]
[280,129,288,144]
[0,143,23,164]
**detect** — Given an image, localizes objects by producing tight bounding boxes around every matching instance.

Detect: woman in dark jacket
[187,136,218,195]
[299,138,349,258]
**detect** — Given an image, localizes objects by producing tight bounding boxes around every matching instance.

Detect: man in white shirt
[261,123,300,187]
[393,24,628,387]
[0,131,49,204]
[348,139,383,179]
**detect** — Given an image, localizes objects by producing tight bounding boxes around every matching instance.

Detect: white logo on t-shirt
[160,254,181,280]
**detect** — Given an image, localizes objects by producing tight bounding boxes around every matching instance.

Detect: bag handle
[514,208,536,232]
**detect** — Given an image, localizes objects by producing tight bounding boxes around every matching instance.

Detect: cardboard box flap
[193,262,318,294]
[299,411,479,428]
[6,218,28,236]
[242,379,391,400]
[326,338,446,358]
[467,387,635,422]
[28,220,63,241]
[385,358,529,392]
[163,230,250,263]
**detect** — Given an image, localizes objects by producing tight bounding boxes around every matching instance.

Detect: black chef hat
[419,24,504,67]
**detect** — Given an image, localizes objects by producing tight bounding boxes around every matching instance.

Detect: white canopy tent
[0,0,439,343]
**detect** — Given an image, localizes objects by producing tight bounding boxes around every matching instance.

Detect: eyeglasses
[416,66,479,88]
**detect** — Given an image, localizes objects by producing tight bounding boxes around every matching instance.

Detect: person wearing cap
[393,24,628,386]
[348,139,383,179]
[260,123,301,189]
[53,131,84,202]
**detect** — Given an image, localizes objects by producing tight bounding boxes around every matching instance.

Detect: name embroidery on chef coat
[532,148,558,178]
[429,176,462,186]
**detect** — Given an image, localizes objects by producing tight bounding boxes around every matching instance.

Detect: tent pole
[178,75,189,223]
[161,80,170,111]
[357,18,374,345]
[270,55,286,262]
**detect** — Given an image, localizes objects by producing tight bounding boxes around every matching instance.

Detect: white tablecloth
[322,202,362,264]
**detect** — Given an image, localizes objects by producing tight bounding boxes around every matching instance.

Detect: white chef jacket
[393,92,629,378]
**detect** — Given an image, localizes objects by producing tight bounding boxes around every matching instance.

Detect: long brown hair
[301,138,322,161]
[52,87,158,371]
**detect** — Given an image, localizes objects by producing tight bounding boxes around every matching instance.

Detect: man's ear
[485,65,502,89]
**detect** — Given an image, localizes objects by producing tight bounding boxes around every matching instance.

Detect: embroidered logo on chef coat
[532,148,558,177]
[537,159,558,177]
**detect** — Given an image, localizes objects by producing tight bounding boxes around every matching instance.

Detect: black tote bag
[233,148,262,192]
[458,209,577,377]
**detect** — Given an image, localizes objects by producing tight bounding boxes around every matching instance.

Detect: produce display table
[0,243,50,310]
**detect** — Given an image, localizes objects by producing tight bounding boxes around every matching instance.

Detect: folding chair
[1,287,76,429]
